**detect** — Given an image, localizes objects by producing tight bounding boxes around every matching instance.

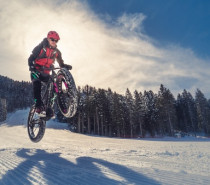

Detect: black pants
[31,72,50,106]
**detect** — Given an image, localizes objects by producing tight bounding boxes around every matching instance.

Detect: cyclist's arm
[56,50,72,70]
[56,49,65,67]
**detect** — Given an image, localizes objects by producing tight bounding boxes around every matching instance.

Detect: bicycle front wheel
[56,68,78,118]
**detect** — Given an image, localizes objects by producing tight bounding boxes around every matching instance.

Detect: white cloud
[0,0,210,98]
[117,13,146,32]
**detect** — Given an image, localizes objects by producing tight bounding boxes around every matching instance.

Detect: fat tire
[56,68,78,118]
[27,106,46,143]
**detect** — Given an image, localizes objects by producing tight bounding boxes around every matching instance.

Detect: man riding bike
[28,31,72,117]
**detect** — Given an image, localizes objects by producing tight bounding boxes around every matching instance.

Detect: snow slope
[0,109,210,185]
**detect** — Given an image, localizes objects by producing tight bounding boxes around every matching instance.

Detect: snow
[0,109,210,185]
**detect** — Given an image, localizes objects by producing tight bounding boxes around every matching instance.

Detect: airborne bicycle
[27,66,78,143]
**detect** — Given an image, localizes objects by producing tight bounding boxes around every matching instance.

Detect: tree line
[0,74,210,137]
[59,84,210,137]
[0,75,33,115]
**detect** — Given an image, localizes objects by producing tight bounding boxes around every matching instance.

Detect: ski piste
[0,109,210,185]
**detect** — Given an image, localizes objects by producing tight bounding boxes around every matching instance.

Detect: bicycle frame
[40,66,71,113]
[41,68,60,109]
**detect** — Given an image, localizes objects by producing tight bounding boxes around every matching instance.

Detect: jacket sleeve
[56,49,65,67]
[28,39,46,67]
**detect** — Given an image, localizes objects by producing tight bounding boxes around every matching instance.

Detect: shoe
[35,105,46,117]
[46,107,55,119]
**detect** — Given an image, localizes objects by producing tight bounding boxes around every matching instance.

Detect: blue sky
[87,0,210,59]
[0,0,210,98]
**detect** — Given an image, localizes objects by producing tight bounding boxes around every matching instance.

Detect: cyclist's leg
[31,72,42,107]
[40,73,53,117]
[31,72,50,105]
[31,72,49,116]
[40,73,55,118]
[33,80,42,107]
[39,72,50,107]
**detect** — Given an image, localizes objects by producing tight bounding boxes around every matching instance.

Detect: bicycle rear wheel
[27,105,46,143]
[56,68,78,118]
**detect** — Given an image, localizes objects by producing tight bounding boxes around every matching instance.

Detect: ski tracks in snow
[0,122,210,185]
[0,148,159,185]
[0,147,209,185]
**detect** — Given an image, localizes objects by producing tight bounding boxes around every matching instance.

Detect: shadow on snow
[0,148,161,185]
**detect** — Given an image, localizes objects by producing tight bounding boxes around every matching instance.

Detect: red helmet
[47,31,60,40]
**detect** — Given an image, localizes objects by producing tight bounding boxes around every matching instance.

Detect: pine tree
[195,89,210,135]
[76,86,82,133]
[84,85,91,134]
[144,90,158,137]
[157,84,177,136]
[176,93,185,132]
[133,90,145,137]
[0,98,7,121]
[112,92,121,137]
[181,90,197,134]
[125,88,135,137]
[107,88,114,136]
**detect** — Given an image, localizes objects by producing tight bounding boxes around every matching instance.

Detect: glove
[63,64,72,70]
[31,71,41,80]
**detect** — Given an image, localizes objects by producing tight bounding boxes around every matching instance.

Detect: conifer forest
[1,75,210,137]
